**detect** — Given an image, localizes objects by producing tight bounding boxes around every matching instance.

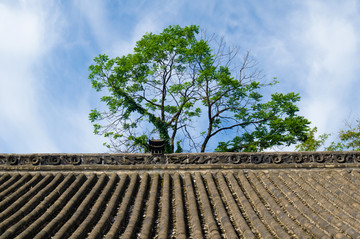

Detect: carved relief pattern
[1,152,360,165]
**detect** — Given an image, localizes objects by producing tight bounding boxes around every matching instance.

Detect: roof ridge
[0,152,360,166]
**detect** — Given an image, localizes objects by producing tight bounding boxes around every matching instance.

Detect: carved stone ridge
[1,151,360,166]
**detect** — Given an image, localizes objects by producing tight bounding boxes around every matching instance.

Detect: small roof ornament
[148,139,165,155]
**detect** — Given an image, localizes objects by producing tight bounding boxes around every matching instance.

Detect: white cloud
[234,0,360,144]
[2,0,360,153]
[74,0,109,47]
[0,2,60,152]
[293,1,360,136]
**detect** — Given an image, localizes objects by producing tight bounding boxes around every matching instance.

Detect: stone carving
[272,155,282,164]
[251,154,263,164]
[312,154,324,163]
[0,155,6,164]
[293,154,303,163]
[49,155,61,165]
[86,156,102,164]
[30,155,40,165]
[1,152,360,166]
[7,155,18,165]
[168,155,188,164]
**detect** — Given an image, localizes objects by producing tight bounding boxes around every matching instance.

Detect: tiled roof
[0,152,360,238]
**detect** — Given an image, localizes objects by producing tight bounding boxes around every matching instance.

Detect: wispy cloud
[292,1,360,136]
[225,0,360,143]
[0,2,59,152]
[1,0,360,153]
[0,1,105,153]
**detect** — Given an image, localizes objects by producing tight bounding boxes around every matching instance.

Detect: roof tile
[0,152,359,238]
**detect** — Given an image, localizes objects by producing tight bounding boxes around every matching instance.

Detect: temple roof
[0,152,360,238]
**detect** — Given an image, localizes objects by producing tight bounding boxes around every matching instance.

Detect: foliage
[326,120,360,151]
[295,127,330,151]
[214,92,311,152]
[175,141,183,153]
[89,25,311,153]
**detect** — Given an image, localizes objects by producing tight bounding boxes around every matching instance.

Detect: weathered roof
[0,152,360,238]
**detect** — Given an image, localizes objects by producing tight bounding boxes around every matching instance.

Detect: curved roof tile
[0,152,359,238]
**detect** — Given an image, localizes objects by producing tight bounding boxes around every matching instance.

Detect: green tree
[295,127,330,151]
[89,25,310,153]
[327,120,360,151]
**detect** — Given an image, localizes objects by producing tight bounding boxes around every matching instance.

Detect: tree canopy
[89,25,310,153]
[295,127,330,151]
[326,120,360,151]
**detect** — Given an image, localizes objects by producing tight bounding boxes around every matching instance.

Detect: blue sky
[1,0,360,153]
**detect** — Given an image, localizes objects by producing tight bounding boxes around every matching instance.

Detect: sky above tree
[1,0,360,153]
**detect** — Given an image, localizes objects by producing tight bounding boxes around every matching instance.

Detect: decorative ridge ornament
[148,139,165,155]
[0,152,360,166]
[148,139,166,163]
